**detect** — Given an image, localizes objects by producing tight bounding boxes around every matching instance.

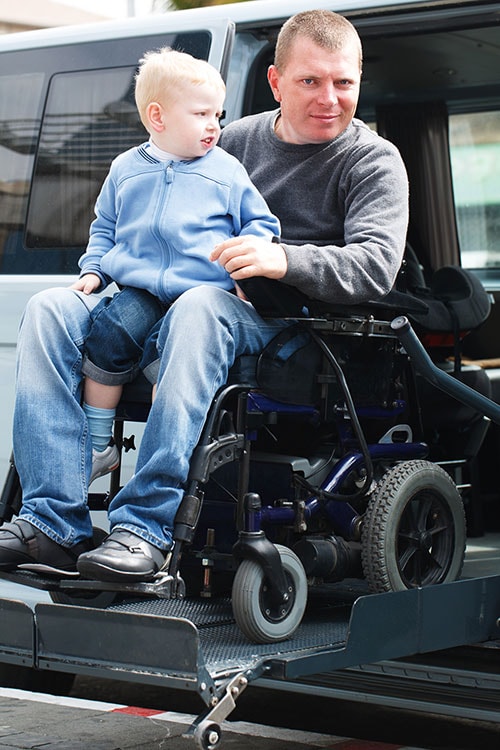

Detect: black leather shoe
[0,519,92,577]
[77,529,168,582]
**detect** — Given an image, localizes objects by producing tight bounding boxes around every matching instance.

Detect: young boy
[71,48,280,484]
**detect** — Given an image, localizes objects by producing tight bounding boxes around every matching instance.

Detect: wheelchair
[0,271,496,644]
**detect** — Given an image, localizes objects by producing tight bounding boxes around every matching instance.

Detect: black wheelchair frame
[2,289,500,644]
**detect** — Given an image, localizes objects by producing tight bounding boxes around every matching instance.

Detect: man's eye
[302,78,315,85]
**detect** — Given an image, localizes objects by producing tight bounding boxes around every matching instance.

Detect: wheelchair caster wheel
[232,544,307,643]
[194,720,221,750]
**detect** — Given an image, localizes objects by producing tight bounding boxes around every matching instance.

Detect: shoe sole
[18,562,80,578]
[77,558,157,583]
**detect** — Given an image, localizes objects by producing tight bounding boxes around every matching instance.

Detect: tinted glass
[26,66,146,255]
[0,73,44,273]
[450,111,500,270]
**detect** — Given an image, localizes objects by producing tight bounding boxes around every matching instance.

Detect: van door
[0,17,234,476]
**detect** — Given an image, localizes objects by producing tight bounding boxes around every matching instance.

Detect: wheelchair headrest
[402,265,491,333]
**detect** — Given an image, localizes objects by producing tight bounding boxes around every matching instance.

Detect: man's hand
[70,273,101,295]
[211,236,287,280]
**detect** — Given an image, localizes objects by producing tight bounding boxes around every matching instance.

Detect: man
[0,10,408,580]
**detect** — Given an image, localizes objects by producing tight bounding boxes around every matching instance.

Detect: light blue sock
[83,403,115,452]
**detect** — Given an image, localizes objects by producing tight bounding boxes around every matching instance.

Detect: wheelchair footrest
[0,568,186,600]
[58,572,186,599]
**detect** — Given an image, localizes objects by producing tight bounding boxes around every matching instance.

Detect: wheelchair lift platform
[0,573,499,747]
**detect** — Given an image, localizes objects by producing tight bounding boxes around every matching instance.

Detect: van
[1,0,500,526]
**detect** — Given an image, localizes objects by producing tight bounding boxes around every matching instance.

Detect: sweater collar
[267,109,357,153]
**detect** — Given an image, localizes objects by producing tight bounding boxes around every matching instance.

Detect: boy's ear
[146,102,164,132]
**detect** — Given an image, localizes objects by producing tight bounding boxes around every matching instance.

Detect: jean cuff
[82,354,138,386]
[142,359,160,385]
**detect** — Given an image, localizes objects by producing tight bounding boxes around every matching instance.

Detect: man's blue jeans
[14,286,289,550]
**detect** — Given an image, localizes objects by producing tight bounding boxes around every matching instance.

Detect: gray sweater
[219,110,409,304]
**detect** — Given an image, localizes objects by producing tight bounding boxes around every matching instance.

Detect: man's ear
[146,102,164,132]
[267,65,282,103]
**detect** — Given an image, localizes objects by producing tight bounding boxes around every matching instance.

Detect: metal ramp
[0,574,499,748]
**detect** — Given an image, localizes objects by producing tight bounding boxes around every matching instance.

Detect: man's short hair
[274,10,363,72]
[134,47,225,125]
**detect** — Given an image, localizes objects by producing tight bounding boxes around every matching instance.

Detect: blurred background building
[0,0,115,33]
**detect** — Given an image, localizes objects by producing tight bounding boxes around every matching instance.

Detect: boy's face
[150,81,225,159]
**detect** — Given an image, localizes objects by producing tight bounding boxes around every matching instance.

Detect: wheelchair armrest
[237,277,430,321]
[237,277,308,317]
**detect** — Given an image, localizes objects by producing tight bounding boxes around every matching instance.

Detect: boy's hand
[211,236,287,280]
[70,273,101,295]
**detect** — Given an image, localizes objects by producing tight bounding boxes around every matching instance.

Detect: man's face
[267,36,361,145]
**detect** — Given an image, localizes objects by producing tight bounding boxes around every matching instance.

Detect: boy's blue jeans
[13,286,289,550]
[82,287,166,386]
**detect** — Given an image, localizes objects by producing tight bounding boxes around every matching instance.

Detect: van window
[450,111,500,270]
[0,73,44,274]
[26,67,146,265]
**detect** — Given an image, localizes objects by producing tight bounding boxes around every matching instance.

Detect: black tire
[194,720,221,750]
[361,460,466,592]
[232,544,307,643]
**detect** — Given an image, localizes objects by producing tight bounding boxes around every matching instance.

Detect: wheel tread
[361,460,466,593]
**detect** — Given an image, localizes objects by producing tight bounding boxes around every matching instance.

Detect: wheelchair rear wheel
[361,460,466,592]
[231,544,307,643]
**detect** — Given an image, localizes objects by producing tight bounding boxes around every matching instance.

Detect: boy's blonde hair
[135,48,225,126]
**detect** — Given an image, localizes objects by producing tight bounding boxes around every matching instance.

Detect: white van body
[1,0,500,489]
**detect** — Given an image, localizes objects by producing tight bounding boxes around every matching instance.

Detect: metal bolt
[208,730,219,745]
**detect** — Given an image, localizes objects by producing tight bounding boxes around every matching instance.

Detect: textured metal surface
[108,595,236,626]
[107,592,352,675]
